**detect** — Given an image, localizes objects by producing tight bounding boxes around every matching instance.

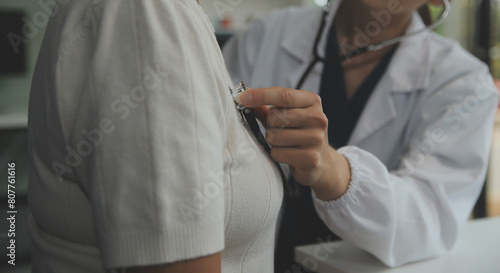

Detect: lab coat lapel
[349,13,433,146]
[281,2,340,90]
[280,4,433,146]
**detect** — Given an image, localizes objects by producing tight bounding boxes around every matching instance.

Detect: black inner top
[274,23,398,273]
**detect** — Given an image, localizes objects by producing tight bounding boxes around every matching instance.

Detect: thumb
[252,105,270,127]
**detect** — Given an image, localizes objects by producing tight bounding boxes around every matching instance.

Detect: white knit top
[27,1,283,272]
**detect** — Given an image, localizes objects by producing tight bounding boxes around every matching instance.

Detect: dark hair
[418,4,433,26]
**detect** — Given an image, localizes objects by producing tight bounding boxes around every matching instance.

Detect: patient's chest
[221,106,284,272]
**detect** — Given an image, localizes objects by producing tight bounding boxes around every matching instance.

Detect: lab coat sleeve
[69,1,228,269]
[312,70,499,267]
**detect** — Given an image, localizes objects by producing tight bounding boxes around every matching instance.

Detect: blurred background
[0,0,499,272]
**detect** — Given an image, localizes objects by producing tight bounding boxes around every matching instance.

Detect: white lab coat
[222,3,499,267]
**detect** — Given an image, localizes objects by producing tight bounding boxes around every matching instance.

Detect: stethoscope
[295,0,451,90]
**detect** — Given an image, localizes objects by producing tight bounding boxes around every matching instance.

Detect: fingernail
[236,92,252,105]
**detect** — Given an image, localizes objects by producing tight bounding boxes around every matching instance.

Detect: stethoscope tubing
[295,0,451,90]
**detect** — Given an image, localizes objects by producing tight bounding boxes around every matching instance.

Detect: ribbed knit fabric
[27,1,283,272]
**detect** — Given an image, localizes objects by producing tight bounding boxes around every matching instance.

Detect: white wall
[199,0,302,31]
[489,115,500,202]
[438,0,476,50]
[0,0,49,115]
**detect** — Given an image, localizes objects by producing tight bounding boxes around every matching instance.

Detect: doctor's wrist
[311,148,351,201]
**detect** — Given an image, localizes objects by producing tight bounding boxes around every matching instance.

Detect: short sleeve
[63,0,229,269]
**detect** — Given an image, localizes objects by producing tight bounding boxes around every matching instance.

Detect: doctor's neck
[335,0,427,49]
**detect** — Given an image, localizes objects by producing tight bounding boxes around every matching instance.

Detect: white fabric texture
[27,1,283,272]
[222,4,499,268]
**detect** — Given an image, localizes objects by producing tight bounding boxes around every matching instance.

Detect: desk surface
[0,111,27,129]
[295,217,500,273]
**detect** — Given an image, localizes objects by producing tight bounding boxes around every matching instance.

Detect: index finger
[236,87,319,108]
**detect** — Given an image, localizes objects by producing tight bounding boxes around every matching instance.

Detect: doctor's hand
[236,87,351,201]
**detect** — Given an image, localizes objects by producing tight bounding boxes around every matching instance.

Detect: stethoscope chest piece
[229,81,252,125]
